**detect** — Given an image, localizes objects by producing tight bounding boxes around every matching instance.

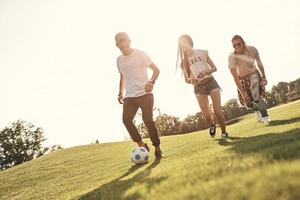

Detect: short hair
[115,32,130,43]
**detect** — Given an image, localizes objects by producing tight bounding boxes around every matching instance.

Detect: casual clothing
[188,49,213,81]
[237,71,268,117]
[228,46,269,117]
[117,49,160,147]
[228,46,259,77]
[194,77,221,96]
[122,94,160,147]
[117,49,152,98]
[188,49,221,96]
[237,70,266,105]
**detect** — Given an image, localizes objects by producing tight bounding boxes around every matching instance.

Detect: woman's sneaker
[209,124,216,138]
[221,132,228,139]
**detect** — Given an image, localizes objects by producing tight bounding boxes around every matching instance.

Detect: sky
[0,0,299,148]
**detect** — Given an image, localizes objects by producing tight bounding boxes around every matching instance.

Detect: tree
[0,120,46,170]
[155,114,182,136]
[265,91,277,107]
[222,98,242,120]
[295,80,300,95]
[181,114,203,133]
[272,82,289,103]
[42,144,63,154]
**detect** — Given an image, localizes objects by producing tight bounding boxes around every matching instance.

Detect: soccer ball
[131,147,149,164]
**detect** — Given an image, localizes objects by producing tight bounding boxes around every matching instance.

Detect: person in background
[228,35,271,125]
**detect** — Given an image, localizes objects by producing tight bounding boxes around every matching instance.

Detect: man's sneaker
[209,124,216,138]
[143,143,150,152]
[262,116,271,125]
[255,111,263,122]
[221,132,228,139]
[154,150,163,160]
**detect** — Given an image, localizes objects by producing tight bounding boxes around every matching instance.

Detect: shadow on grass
[217,128,300,161]
[79,160,167,200]
[269,116,300,126]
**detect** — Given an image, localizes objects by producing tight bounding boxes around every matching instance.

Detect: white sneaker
[255,111,262,122]
[262,116,270,125]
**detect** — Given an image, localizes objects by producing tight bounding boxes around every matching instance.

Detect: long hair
[231,35,245,44]
[231,35,247,54]
[176,34,193,80]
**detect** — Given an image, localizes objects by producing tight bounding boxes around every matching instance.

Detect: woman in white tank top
[176,34,228,139]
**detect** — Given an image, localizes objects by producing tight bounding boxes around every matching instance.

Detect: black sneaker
[209,124,216,138]
[154,150,163,160]
[143,143,150,152]
[221,132,228,139]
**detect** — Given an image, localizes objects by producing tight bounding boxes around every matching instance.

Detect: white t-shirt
[188,49,212,81]
[228,46,259,76]
[117,49,153,98]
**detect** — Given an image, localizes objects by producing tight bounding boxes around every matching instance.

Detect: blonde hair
[115,32,129,43]
[176,34,193,79]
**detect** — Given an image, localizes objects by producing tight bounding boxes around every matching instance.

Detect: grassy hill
[1,100,300,200]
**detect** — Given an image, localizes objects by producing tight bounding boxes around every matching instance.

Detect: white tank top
[188,49,213,81]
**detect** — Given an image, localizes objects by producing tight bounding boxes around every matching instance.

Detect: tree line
[136,77,300,138]
[1,77,299,170]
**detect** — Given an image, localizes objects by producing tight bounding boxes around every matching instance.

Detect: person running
[176,34,228,139]
[228,35,271,125]
[115,32,163,159]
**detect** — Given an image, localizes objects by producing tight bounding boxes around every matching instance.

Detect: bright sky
[1,0,299,148]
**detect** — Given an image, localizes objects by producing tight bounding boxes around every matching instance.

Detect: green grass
[1,100,300,200]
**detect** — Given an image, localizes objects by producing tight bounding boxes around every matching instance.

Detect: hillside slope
[1,101,300,200]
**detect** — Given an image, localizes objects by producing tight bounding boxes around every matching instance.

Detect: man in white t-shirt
[115,32,163,159]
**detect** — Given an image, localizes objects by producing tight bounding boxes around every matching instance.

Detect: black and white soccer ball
[131,147,149,164]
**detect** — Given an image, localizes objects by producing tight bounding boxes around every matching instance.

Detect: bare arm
[202,55,217,75]
[181,58,199,85]
[182,58,192,84]
[148,63,160,82]
[230,68,251,103]
[119,73,125,94]
[183,69,191,84]
[256,56,267,85]
[118,73,125,104]
[230,68,243,93]
[145,63,160,93]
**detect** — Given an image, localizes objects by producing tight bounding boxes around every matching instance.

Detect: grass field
[1,100,300,200]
